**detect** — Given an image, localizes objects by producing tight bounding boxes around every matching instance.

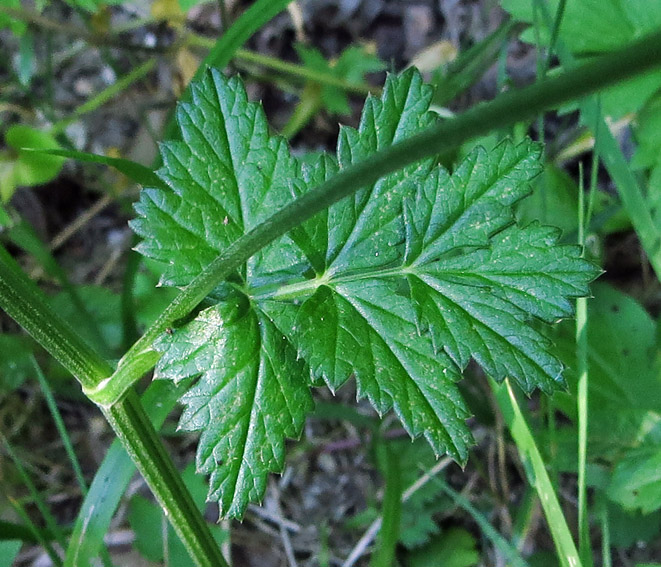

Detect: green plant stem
[600,498,612,567]
[542,0,567,76]
[64,380,185,567]
[576,152,599,567]
[370,442,402,567]
[534,0,661,280]
[576,167,591,567]
[32,358,117,567]
[0,245,227,567]
[89,27,661,407]
[103,391,229,567]
[187,39,376,95]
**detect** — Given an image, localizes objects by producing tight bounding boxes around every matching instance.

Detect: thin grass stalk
[369,442,402,567]
[434,477,529,567]
[32,358,116,567]
[8,497,63,567]
[576,163,592,567]
[600,497,612,567]
[32,358,88,495]
[493,379,582,567]
[1,435,67,551]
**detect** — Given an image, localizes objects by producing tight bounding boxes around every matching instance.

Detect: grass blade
[32,149,162,188]
[576,176,591,567]
[8,498,61,567]
[32,357,87,497]
[198,0,292,74]
[433,478,529,567]
[1,436,67,552]
[493,379,582,567]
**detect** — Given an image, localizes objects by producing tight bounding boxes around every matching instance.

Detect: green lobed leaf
[154,293,313,517]
[134,67,600,517]
[131,71,303,288]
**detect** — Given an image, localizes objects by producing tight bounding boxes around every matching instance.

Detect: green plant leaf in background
[608,446,661,513]
[50,286,124,355]
[407,527,479,567]
[607,503,661,549]
[502,0,661,118]
[0,125,65,202]
[0,540,23,566]
[632,94,661,232]
[393,440,446,549]
[0,0,26,35]
[550,283,661,516]
[516,165,579,237]
[0,334,34,392]
[553,283,661,458]
[49,274,180,358]
[295,43,385,115]
[132,67,599,518]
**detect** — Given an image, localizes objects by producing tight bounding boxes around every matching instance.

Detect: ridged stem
[104,392,229,567]
[0,246,228,567]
